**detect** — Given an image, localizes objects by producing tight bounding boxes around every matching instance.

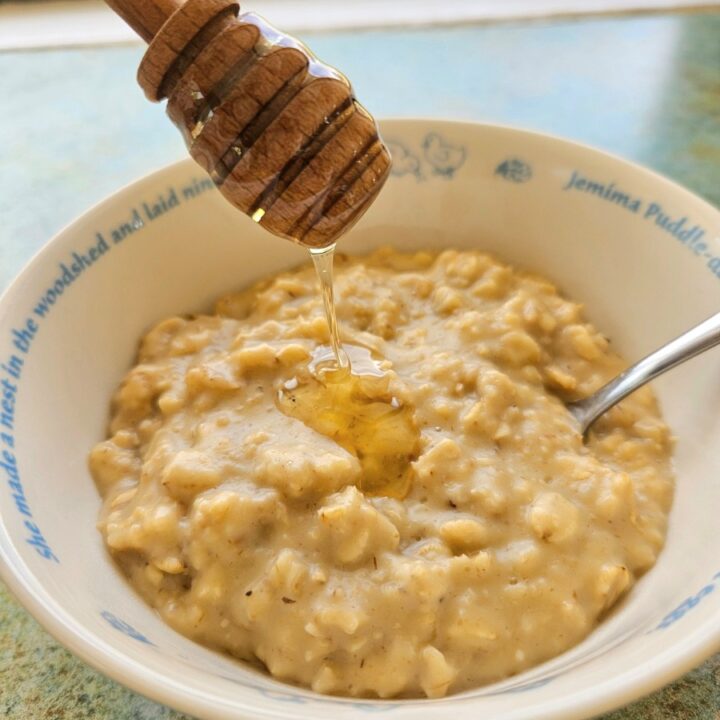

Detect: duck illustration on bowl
[422,132,467,178]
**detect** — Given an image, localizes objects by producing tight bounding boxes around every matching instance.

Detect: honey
[274,244,420,500]
[309,244,348,369]
[277,344,420,499]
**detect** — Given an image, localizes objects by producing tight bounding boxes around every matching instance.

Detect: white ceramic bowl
[1,119,719,720]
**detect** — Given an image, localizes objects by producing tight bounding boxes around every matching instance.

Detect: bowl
[1,119,719,720]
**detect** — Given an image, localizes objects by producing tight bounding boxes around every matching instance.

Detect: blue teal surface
[1,9,719,719]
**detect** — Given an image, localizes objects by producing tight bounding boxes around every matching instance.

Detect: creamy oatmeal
[90,248,674,698]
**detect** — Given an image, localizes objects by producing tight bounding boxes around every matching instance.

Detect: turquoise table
[1,10,719,719]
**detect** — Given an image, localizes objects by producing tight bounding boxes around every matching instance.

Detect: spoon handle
[570,311,720,434]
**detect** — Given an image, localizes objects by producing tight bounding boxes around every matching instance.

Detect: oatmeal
[90,248,674,698]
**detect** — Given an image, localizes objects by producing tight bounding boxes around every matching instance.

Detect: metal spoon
[569,311,720,434]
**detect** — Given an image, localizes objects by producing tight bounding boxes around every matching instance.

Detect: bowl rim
[1,117,719,720]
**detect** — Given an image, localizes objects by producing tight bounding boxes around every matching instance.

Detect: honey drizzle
[310,244,348,370]
[274,249,421,500]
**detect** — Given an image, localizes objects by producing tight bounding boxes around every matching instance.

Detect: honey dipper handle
[105,0,182,42]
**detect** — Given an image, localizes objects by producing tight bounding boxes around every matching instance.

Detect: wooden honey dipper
[105,0,391,248]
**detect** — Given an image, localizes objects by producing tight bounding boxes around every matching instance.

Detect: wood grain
[137,0,239,101]
[105,0,181,43]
